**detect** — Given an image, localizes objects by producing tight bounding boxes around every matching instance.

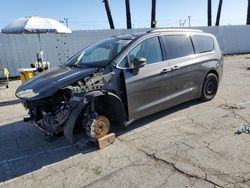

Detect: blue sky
[0,0,248,30]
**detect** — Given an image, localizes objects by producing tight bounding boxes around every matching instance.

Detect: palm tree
[102,0,115,29]
[207,0,212,26]
[151,0,156,28]
[215,0,223,26]
[247,0,250,24]
[125,0,132,29]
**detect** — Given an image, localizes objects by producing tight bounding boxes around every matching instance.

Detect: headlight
[16,89,39,99]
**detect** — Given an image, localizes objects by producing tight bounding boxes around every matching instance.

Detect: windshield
[66,37,132,67]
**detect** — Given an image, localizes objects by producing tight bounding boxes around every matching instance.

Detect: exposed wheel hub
[86,115,110,139]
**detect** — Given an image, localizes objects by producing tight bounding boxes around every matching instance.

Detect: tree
[215,0,223,26]
[102,0,115,29]
[125,0,132,29]
[207,0,212,26]
[247,0,250,24]
[151,0,156,28]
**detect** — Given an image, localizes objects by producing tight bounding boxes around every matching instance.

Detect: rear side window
[191,35,214,53]
[163,35,194,60]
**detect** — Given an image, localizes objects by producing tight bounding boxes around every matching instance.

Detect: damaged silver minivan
[16,29,223,143]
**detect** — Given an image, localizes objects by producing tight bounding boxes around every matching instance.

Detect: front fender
[64,103,85,143]
[63,90,125,143]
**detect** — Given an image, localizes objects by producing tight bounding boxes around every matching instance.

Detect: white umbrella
[1,16,72,62]
[1,16,71,34]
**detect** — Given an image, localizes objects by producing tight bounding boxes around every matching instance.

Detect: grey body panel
[123,61,172,119]
[116,31,223,121]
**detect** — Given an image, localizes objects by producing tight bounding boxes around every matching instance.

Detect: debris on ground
[235,124,250,134]
[219,103,245,110]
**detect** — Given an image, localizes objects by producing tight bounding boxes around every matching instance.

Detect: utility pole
[215,0,223,26]
[102,0,115,29]
[64,18,69,28]
[247,0,250,24]
[207,0,212,26]
[151,0,157,28]
[179,19,186,27]
[182,19,186,27]
[125,0,132,29]
[188,16,191,27]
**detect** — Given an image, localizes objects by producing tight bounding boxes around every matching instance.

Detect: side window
[163,35,194,60]
[119,56,132,68]
[128,44,141,65]
[129,37,163,65]
[192,35,214,53]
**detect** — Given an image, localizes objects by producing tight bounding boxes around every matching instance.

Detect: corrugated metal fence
[0,25,250,77]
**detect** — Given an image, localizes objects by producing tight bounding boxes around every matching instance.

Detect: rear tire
[200,73,218,101]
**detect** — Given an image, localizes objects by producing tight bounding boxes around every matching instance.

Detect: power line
[64,18,69,28]
[179,19,186,27]
[59,18,69,28]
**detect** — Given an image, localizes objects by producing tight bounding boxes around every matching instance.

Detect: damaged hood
[16,65,97,101]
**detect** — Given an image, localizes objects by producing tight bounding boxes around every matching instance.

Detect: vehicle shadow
[0,120,95,182]
[0,99,202,183]
[0,99,20,107]
[114,99,203,135]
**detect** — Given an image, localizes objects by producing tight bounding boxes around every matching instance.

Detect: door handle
[161,68,171,74]
[171,66,180,71]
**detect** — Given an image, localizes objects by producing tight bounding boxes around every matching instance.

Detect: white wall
[0,25,250,77]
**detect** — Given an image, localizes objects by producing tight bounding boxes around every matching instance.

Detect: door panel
[122,36,174,120]
[161,35,202,103]
[124,61,172,119]
[168,57,202,103]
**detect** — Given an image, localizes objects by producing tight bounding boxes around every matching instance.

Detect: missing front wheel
[85,115,110,139]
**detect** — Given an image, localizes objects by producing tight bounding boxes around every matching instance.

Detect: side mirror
[132,57,146,75]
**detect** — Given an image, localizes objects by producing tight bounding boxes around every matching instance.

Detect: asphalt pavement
[1,55,250,187]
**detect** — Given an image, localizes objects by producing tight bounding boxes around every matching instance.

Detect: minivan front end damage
[18,70,127,143]
[22,88,72,135]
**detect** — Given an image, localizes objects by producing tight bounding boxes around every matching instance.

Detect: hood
[16,65,97,101]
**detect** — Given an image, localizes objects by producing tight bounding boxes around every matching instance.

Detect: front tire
[200,73,218,101]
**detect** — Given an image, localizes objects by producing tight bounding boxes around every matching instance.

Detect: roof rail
[148,28,203,33]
